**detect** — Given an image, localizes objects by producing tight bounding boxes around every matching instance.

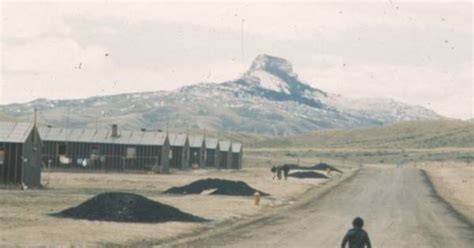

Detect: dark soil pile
[287,163,343,173]
[311,163,343,173]
[164,178,269,196]
[289,171,329,179]
[53,192,207,223]
[284,164,300,170]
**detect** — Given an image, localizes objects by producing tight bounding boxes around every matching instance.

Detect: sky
[0,1,472,119]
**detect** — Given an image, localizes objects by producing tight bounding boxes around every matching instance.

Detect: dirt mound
[284,164,300,170]
[312,163,343,173]
[287,163,343,173]
[289,171,329,179]
[53,192,207,223]
[164,178,269,196]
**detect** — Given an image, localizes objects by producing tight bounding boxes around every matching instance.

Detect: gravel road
[173,165,473,247]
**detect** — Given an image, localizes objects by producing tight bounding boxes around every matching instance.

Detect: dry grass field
[423,162,474,223]
[0,167,343,247]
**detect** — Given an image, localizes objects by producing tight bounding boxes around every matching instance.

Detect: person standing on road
[341,217,372,248]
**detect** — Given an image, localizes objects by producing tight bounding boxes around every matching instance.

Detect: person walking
[341,217,372,248]
[282,164,290,180]
[271,166,277,180]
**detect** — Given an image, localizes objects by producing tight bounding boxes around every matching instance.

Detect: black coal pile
[52,192,207,223]
[164,178,269,196]
[283,164,300,170]
[311,163,343,173]
[289,171,329,179]
[287,163,343,173]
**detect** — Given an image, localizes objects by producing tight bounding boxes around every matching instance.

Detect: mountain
[0,54,441,135]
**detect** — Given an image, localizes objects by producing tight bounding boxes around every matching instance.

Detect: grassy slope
[244,120,474,166]
[252,120,474,149]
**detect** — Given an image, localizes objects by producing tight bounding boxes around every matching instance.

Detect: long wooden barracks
[39,124,171,173]
[37,124,243,173]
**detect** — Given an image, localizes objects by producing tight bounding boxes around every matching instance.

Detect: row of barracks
[0,122,243,188]
[39,124,243,172]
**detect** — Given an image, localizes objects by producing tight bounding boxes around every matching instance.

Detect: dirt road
[171,165,474,247]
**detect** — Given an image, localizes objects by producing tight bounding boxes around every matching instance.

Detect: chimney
[111,124,119,138]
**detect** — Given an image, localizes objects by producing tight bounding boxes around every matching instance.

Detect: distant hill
[253,120,474,149]
[0,54,441,135]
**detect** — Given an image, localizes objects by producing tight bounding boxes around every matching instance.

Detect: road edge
[420,169,474,229]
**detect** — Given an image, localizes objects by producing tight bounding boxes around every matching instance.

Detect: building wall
[231,153,240,169]
[0,142,22,185]
[169,145,189,169]
[181,142,190,169]
[226,150,232,169]
[219,150,232,169]
[21,129,42,187]
[170,146,183,169]
[160,140,170,173]
[42,140,168,172]
[205,149,218,167]
[200,142,206,168]
[0,128,42,187]
[231,148,243,169]
[189,147,202,168]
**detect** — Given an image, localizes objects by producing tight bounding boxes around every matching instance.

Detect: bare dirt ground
[423,162,474,223]
[167,165,474,248]
[0,167,337,247]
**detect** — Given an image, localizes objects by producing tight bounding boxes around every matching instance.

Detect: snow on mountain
[0,54,442,135]
[245,70,291,94]
[324,94,441,123]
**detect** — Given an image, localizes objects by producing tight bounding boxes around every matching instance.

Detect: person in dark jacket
[271,166,277,180]
[282,164,290,180]
[341,217,372,248]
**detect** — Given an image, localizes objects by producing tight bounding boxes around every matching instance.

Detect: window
[126,147,136,159]
[169,150,173,159]
[0,147,5,165]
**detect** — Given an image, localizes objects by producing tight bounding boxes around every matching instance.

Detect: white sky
[0,1,472,119]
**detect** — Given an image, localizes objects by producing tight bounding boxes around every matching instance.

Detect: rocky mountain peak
[241,54,317,96]
[247,54,295,76]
